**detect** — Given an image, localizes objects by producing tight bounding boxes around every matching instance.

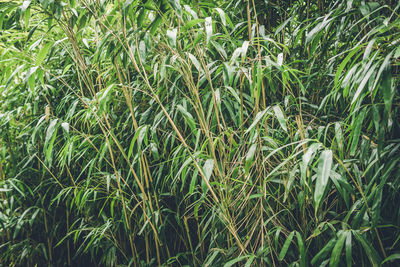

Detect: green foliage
[1,0,399,266]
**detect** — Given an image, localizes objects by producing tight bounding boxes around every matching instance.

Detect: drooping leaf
[36,42,53,66]
[278,231,295,261]
[314,150,333,211]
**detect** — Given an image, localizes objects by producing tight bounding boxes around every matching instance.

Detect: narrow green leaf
[45,119,59,164]
[205,17,212,44]
[245,143,257,175]
[382,67,393,115]
[203,159,214,182]
[363,39,375,60]
[345,231,352,267]
[244,255,255,267]
[351,63,377,105]
[314,150,333,211]
[334,46,361,87]
[177,104,196,133]
[36,42,53,66]
[296,231,306,267]
[284,167,297,202]
[245,108,269,134]
[372,52,393,95]
[182,18,204,31]
[61,122,69,134]
[350,108,367,156]
[301,143,321,182]
[167,28,177,48]
[394,45,400,58]
[205,250,219,266]
[382,254,400,264]
[353,231,381,267]
[273,105,287,132]
[334,122,344,158]
[306,17,333,43]
[45,119,58,146]
[168,0,182,16]
[278,231,295,261]
[223,256,248,267]
[329,231,346,267]
[187,52,202,73]
[311,238,336,265]
[20,0,31,12]
[277,53,283,66]
[215,8,226,26]
[184,5,198,19]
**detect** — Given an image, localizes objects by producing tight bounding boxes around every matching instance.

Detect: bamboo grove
[0,0,399,266]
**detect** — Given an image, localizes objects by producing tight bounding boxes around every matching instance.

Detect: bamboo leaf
[205,17,212,44]
[273,105,287,132]
[36,42,53,66]
[329,231,346,267]
[245,143,257,175]
[382,254,400,264]
[296,231,306,267]
[353,231,381,267]
[203,159,214,182]
[350,108,367,156]
[314,150,333,211]
[311,238,336,265]
[215,8,226,26]
[223,256,248,267]
[167,28,177,48]
[345,231,352,267]
[351,63,377,105]
[279,231,295,261]
[245,108,269,134]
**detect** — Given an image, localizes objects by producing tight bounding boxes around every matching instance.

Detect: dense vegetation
[1,0,399,266]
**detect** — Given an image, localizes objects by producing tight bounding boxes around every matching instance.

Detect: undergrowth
[0,0,399,266]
